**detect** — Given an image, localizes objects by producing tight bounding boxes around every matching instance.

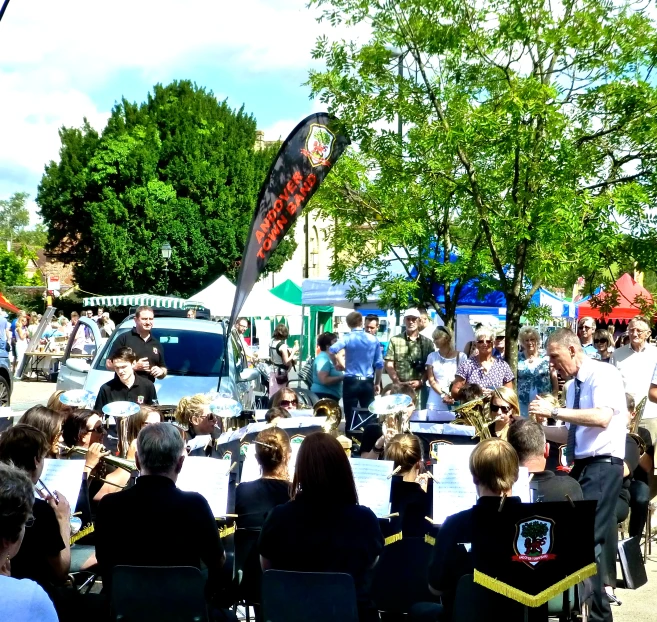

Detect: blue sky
[0,0,366,224]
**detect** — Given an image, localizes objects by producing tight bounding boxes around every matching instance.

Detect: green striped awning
[82,294,206,310]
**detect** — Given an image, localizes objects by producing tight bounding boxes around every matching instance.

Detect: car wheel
[0,375,11,407]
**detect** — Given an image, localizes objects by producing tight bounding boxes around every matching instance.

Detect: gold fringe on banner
[384,532,403,546]
[70,523,95,545]
[424,533,436,546]
[219,524,237,539]
[473,563,597,607]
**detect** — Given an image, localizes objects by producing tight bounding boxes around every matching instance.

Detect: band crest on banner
[512,516,556,568]
[301,124,335,167]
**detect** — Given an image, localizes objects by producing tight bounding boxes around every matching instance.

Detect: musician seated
[507,419,583,502]
[487,387,519,440]
[94,406,163,501]
[95,423,226,601]
[174,394,216,455]
[428,438,521,621]
[0,425,72,594]
[0,463,58,622]
[269,387,301,410]
[236,428,291,528]
[360,384,417,459]
[93,346,158,413]
[18,406,66,458]
[385,433,432,537]
[259,432,384,622]
[46,389,74,417]
[264,406,291,425]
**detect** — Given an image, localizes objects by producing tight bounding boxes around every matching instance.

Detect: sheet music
[513,466,531,502]
[177,457,232,518]
[186,434,211,453]
[409,422,476,436]
[240,440,302,484]
[38,459,85,508]
[432,446,477,524]
[349,458,394,518]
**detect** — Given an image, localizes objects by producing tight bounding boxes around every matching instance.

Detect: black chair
[110,565,209,622]
[370,537,434,616]
[452,574,526,622]
[261,570,359,622]
[233,528,262,620]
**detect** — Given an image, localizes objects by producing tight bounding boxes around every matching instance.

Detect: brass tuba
[313,398,352,454]
[452,396,492,440]
[368,394,412,437]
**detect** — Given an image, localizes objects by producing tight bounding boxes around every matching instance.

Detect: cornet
[58,443,137,473]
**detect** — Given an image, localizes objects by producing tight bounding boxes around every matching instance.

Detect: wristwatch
[551,407,560,419]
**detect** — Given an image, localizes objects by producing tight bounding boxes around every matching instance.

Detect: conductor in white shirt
[530,328,626,622]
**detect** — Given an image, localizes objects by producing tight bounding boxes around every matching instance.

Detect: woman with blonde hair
[488,386,520,440]
[385,433,432,537]
[517,326,558,417]
[426,326,466,420]
[174,394,217,456]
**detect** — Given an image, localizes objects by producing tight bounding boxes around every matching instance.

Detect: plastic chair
[261,570,359,622]
[452,574,525,622]
[370,537,434,615]
[110,565,209,622]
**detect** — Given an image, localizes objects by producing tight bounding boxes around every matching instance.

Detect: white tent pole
[298,304,305,388]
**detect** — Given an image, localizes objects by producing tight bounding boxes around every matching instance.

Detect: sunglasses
[477,339,493,345]
[490,404,512,414]
[578,325,594,331]
[280,399,298,407]
[593,339,608,344]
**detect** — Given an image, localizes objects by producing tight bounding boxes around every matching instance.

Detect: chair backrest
[234,528,263,604]
[110,565,209,622]
[453,574,525,622]
[370,537,434,614]
[261,570,359,622]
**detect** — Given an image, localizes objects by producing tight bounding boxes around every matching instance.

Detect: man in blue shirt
[329,311,383,435]
[577,316,602,360]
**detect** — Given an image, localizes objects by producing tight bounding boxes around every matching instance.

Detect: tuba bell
[314,398,342,434]
[452,396,492,440]
[368,394,412,437]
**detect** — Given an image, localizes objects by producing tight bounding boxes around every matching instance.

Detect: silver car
[56,316,258,410]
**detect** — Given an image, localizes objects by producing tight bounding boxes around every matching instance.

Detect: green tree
[37,81,296,297]
[0,247,31,286]
[521,521,549,541]
[308,0,657,372]
[15,223,48,248]
[0,192,30,246]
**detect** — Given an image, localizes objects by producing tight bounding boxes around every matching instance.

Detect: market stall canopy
[302,279,381,307]
[83,294,203,310]
[531,288,575,319]
[0,292,20,313]
[576,273,652,320]
[193,276,299,317]
[270,279,303,306]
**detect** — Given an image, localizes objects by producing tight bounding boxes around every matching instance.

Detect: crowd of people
[0,305,655,622]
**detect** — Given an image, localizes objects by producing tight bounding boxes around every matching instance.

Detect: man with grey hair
[96,423,226,600]
[577,316,601,360]
[529,328,626,622]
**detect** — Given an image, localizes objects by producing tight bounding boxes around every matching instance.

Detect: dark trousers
[343,376,375,434]
[571,460,623,622]
[629,479,651,538]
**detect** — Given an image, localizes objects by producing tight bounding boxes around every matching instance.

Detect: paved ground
[614,544,657,621]
[10,378,57,414]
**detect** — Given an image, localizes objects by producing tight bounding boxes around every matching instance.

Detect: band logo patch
[137,395,144,404]
[153,347,158,354]
[512,516,556,567]
[301,124,334,167]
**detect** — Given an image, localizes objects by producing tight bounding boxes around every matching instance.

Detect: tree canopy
[308,0,657,370]
[37,80,295,297]
[0,192,30,245]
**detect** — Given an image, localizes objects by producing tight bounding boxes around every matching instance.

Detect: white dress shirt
[611,343,657,419]
[564,357,627,459]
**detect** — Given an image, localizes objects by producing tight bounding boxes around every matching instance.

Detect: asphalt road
[11,378,57,414]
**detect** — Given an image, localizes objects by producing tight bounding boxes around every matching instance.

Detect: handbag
[274,366,289,384]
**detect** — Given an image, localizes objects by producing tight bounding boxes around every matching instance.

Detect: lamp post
[161,242,172,295]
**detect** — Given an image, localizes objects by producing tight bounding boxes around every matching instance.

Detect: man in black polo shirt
[507,418,583,503]
[95,347,157,412]
[108,305,167,381]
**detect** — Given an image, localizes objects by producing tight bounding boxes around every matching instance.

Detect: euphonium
[314,398,352,454]
[452,396,492,439]
[59,444,138,473]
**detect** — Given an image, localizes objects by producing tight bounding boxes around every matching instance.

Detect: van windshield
[97,328,225,377]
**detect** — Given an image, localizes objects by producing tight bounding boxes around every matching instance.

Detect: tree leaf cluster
[37,80,295,297]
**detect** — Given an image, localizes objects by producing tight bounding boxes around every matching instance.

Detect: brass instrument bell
[314,398,352,454]
[368,394,413,436]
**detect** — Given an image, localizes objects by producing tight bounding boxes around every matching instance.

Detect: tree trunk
[504,295,523,382]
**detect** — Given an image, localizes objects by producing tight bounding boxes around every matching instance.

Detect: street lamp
[161,242,172,295]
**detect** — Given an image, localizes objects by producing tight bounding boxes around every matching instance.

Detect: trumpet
[58,443,138,473]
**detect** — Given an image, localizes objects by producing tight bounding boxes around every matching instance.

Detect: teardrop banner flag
[228,113,351,327]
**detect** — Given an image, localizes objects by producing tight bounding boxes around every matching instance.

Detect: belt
[573,455,623,467]
[345,375,373,381]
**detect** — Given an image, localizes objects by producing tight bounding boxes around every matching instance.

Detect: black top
[110,328,166,380]
[429,496,522,619]
[360,424,383,454]
[529,470,584,503]
[259,498,383,621]
[10,498,65,594]
[235,478,290,530]
[96,476,224,598]
[94,373,158,412]
[389,477,432,537]
[633,428,652,485]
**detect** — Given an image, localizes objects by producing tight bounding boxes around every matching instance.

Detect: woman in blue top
[516,326,558,417]
[311,332,344,400]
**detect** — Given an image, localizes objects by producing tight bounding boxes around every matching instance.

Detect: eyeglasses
[490,404,512,414]
[593,339,608,344]
[280,400,298,407]
[628,328,649,334]
[476,339,493,345]
[25,515,36,528]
